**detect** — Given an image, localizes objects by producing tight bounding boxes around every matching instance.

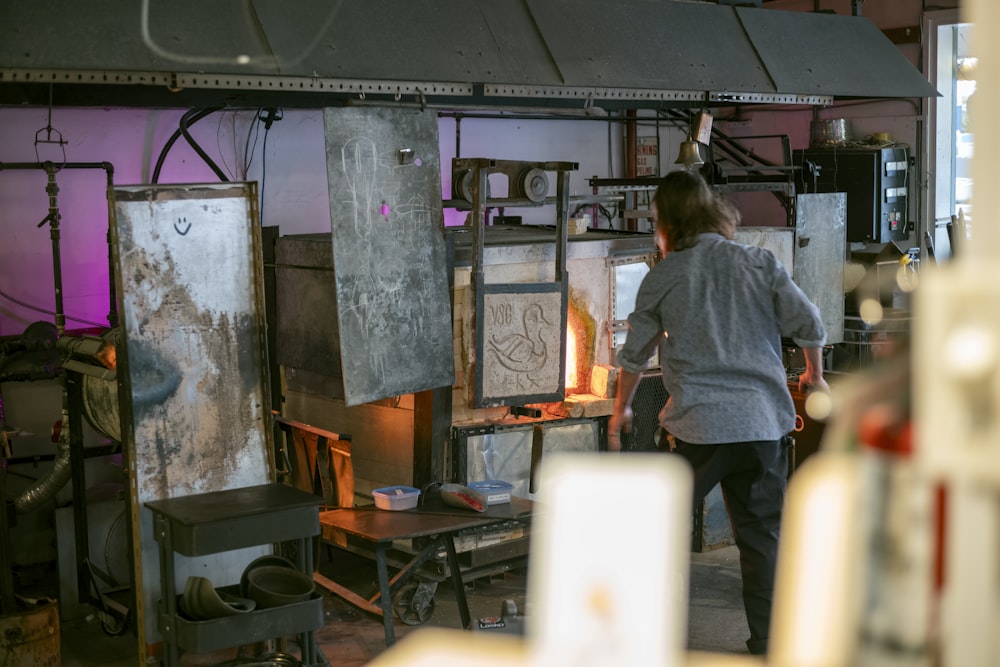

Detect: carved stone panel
[478,288,565,406]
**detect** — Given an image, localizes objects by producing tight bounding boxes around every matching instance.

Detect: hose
[179,107,229,182]
[14,407,72,514]
[151,107,224,183]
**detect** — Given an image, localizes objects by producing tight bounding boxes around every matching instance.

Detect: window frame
[923,9,968,260]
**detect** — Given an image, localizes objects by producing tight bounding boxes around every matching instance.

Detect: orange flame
[566,326,578,391]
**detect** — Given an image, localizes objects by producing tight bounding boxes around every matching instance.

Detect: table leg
[442,535,471,629]
[153,513,179,667]
[374,543,396,646]
[299,536,315,665]
[0,446,16,615]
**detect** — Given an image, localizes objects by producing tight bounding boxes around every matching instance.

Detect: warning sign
[637,137,659,177]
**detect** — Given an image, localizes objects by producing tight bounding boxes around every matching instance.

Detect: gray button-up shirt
[617,233,826,444]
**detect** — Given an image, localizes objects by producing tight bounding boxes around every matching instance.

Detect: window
[924,10,972,259]
[954,55,975,218]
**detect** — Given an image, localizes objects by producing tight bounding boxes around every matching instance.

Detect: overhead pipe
[0,161,115,173]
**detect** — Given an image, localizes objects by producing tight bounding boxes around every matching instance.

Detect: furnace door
[458,157,577,408]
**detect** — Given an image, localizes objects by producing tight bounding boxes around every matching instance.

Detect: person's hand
[798,369,829,395]
[607,405,633,452]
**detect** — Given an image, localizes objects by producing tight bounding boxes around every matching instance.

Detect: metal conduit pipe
[0,163,117,513]
[13,405,72,514]
[41,163,66,336]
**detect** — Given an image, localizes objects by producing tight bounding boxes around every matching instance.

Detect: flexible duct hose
[14,407,72,514]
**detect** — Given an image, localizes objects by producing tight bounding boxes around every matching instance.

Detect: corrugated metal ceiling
[0,0,938,110]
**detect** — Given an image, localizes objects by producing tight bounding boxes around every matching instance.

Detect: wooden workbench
[316,497,533,646]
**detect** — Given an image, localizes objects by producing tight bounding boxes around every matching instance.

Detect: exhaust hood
[0,0,937,109]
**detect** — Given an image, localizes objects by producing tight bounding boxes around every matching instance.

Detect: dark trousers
[673,437,788,655]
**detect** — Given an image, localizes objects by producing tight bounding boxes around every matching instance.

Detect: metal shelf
[443,193,621,210]
[147,483,324,666]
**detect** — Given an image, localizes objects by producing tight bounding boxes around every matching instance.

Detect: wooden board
[323,107,454,406]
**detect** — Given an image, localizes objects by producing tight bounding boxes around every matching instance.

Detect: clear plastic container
[372,485,421,510]
[468,480,513,506]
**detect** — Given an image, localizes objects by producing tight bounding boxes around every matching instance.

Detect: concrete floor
[55,544,749,666]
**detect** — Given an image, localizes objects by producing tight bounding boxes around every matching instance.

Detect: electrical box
[794,146,909,244]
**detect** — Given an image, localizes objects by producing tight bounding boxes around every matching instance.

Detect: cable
[0,289,106,328]
[211,108,266,182]
[243,108,264,176]
[260,128,269,224]
[215,111,238,181]
[179,108,229,182]
[257,108,282,225]
[151,107,220,183]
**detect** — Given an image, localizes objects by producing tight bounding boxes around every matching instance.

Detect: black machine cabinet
[794,146,909,244]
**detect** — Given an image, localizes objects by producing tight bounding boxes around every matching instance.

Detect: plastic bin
[372,486,421,510]
[468,480,513,506]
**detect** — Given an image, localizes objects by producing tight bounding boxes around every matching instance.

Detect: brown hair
[653,169,740,251]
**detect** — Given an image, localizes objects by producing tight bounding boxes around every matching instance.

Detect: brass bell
[674,139,704,166]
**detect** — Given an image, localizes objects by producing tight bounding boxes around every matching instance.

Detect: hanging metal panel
[323,107,454,406]
[111,181,273,650]
[735,227,794,273]
[794,193,847,345]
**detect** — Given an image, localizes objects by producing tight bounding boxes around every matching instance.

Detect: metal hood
[0,0,938,109]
